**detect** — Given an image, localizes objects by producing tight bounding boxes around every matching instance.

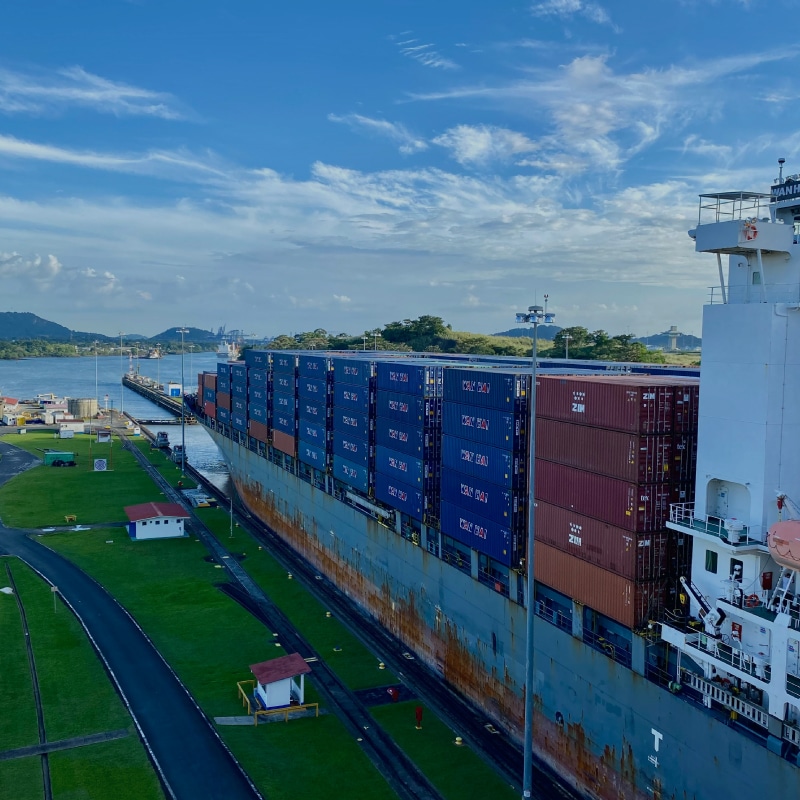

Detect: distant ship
[217,339,240,361]
[145,347,162,359]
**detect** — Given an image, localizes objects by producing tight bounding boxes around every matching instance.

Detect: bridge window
[705,549,718,574]
[752,271,761,285]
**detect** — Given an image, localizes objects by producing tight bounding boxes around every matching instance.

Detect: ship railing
[783,722,800,746]
[681,669,770,728]
[786,672,800,700]
[583,628,633,668]
[685,631,772,683]
[669,502,765,546]
[697,191,770,226]
[708,283,800,306]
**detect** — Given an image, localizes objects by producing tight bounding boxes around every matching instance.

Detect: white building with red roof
[250,652,311,710]
[124,502,189,540]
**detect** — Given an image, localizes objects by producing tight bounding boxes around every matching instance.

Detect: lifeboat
[767,519,800,569]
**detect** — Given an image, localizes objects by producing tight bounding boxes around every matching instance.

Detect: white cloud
[328,114,428,154]
[0,252,62,288]
[433,125,537,166]
[530,0,617,28]
[392,35,459,70]
[0,65,185,119]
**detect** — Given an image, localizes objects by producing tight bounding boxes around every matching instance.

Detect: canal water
[0,352,230,493]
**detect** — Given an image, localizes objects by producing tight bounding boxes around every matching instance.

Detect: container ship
[190,166,800,799]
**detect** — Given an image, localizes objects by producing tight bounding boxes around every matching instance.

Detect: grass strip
[0,559,39,752]
[49,737,165,800]
[371,700,518,800]
[0,758,43,800]
[197,506,397,691]
[0,433,164,527]
[44,530,399,799]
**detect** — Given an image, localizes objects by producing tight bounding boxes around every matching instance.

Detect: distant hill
[493,326,562,341]
[0,312,104,341]
[635,332,702,350]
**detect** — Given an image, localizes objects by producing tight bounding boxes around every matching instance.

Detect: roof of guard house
[250,652,312,684]
[124,502,190,522]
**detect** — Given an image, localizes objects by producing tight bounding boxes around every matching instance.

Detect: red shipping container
[272,429,296,455]
[250,419,269,444]
[534,501,673,581]
[203,401,216,419]
[203,372,218,390]
[537,375,675,434]
[672,383,699,433]
[534,541,667,629]
[216,392,231,411]
[671,434,697,483]
[535,417,672,484]
[535,459,673,532]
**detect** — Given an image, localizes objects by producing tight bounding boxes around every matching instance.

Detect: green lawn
[372,700,518,800]
[0,433,164,527]
[0,558,164,800]
[197,505,397,691]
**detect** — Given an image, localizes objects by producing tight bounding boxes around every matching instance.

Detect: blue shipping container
[443,368,529,411]
[248,367,268,386]
[274,373,294,394]
[298,441,327,470]
[272,408,295,435]
[376,362,441,397]
[298,419,327,448]
[442,402,526,452]
[271,352,296,374]
[298,398,327,423]
[217,406,230,424]
[231,364,247,382]
[217,376,231,394]
[441,434,525,489]
[440,469,523,528]
[375,418,428,459]
[217,363,231,379]
[231,411,247,432]
[332,430,370,467]
[232,396,247,415]
[273,391,296,416]
[332,407,370,439]
[248,385,268,406]
[332,357,374,388]
[297,377,328,402]
[374,473,423,521]
[249,404,267,423]
[333,382,370,414]
[440,501,513,566]
[231,381,246,398]
[332,455,370,494]
[375,445,424,487]
[298,354,330,379]
[376,390,439,426]
[203,387,216,404]
[244,349,269,369]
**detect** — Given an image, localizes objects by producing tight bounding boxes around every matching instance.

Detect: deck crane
[679,576,727,637]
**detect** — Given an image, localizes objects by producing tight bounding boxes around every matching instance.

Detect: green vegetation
[372,700,517,800]
[0,558,163,800]
[548,326,664,362]
[0,433,165,527]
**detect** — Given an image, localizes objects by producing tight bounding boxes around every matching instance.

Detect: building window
[752,271,761,285]
[705,549,718,574]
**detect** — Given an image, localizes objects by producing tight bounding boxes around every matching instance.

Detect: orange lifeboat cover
[768,520,800,569]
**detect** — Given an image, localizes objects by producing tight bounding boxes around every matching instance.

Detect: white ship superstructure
[662,163,800,751]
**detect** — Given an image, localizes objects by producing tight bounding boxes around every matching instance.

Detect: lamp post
[373,329,381,350]
[94,341,99,415]
[515,302,555,799]
[362,335,367,351]
[119,332,125,419]
[177,327,189,476]
[564,333,571,360]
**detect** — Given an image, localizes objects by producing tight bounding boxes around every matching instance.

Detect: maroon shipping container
[671,434,697,483]
[535,459,673,532]
[203,401,216,419]
[535,501,673,581]
[216,392,231,411]
[537,375,675,434]
[673,383,699,433]
[534,541,667,629]
[535,417,673,484]
[250,419,269,444]
[203,373,218,390]
[272,429,296,456]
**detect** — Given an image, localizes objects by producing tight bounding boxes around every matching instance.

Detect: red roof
[124,502,189,522]
[250,653,311,685]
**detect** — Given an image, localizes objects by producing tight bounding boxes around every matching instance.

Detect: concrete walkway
[0,730,130,761]
[0,440,261,800]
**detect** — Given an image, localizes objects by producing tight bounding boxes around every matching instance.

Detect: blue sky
[0,0,797,339]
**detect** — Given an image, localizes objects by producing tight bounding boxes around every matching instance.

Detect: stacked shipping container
[534,374,698,628]
[296,354,332,470]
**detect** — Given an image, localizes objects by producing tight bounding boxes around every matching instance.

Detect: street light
[94,341,99,416]
[119,332,125,419]
[563,333,572,360]
[177,327,189,476]
[373,329,381,350]
[362,335,367,351]
[514,301,555,800]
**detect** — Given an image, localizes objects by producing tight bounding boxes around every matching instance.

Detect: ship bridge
[690,191,793,256]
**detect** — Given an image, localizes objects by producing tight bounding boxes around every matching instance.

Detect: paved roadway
[0,440,261,800]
